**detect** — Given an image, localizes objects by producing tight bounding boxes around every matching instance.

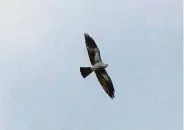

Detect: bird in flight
[80,33,115,99]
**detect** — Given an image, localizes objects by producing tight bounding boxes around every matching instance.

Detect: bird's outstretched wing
[84,33,102,65]
[95,69,115,99]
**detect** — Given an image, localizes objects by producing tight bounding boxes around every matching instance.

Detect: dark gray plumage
[80,33,115,99]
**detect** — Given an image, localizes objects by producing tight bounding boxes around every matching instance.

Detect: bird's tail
[80,67,93,78]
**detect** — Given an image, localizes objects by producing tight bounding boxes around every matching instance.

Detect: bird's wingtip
[84,32,89,37]
[110,94,115,99]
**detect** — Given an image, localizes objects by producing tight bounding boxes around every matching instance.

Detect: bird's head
[105,64,108,68]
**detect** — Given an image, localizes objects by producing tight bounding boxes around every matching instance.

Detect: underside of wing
[84,33,101,65]
[95,69,115,99]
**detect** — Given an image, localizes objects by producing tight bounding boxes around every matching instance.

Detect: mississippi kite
[80,33,115,99]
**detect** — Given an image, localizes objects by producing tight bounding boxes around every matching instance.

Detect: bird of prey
[80,33,115,99]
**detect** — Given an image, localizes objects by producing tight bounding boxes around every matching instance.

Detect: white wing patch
[94,48,101,63]
[102,73,109,81]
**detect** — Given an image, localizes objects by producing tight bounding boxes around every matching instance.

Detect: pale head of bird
[105,64,108,68]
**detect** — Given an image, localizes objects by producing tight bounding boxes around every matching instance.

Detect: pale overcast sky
[0,0,182,130]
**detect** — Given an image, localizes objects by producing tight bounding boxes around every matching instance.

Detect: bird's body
[80,33,115,99]
[91,61,108,71]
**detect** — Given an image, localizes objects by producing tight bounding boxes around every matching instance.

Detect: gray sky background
[0,0,182,130]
